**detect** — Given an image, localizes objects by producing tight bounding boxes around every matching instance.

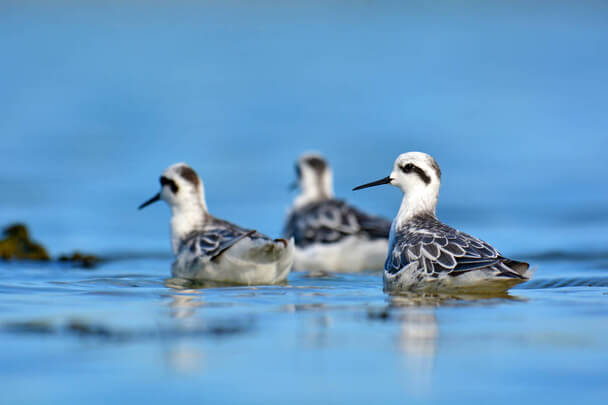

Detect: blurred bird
[354,151,532,293]
[140,163,293,285]
[284,153,391,272]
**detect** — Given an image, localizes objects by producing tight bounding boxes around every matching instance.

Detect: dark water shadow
[518,276,608,289]
[518,249,608,263]
[0,250,172,272]
[3,316,255,342]
[164,277,290,290]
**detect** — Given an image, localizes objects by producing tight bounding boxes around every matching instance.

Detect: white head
[292,153,334,208]
[139,163,208,253]
[353,152,442,223]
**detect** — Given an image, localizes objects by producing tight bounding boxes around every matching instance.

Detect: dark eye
[160,176,179,193]
[401,163,414,173]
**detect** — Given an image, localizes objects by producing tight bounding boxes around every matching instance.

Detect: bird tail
[249,237,294,263]
[501,259,534,279]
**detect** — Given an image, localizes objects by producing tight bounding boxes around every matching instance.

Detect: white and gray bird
[284,153,391,272]
[353,152,532,293]
[139,163,294,285]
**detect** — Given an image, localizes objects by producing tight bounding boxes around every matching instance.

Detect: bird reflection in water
[168,289,205,320]
[164,286,207,374]
[391,302,438,395]
[387,291,523,395]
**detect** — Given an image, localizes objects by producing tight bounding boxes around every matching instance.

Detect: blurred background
[1,0,607,257]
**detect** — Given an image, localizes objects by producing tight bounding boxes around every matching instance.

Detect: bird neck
[395,187,438,229]
[169,193,208,254]
[294,173,334,208]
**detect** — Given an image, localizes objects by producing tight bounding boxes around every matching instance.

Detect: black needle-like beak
[352,176,392,191]
[138,193,161,210]
[288,180,298,191]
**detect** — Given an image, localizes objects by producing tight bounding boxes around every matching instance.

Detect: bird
[353,152,532,293]
[139,163,294,285]
[284,153,392,272]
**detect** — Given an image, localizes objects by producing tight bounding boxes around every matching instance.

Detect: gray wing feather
[284,199,391,247]
[386,214,525,278]
[180,217,270,261]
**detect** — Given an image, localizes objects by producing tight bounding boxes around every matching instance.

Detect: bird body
[354,152,532,293]
[171,216,293,284]
[140,163,293,285]
[285,154,391,272]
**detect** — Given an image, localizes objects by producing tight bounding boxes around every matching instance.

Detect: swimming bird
[139,163,294,285]
[284,153,391,272]
[353,152,532,293]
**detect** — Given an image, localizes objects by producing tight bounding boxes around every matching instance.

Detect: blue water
[1,1,608,404]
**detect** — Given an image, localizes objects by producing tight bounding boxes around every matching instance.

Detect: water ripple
[519,276,608,289]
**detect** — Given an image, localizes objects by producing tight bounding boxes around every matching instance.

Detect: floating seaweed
[58,251,100,269]
[0,223,100,268]
[0,223,50,261]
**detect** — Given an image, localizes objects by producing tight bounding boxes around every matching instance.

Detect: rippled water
[2,1,608,404]
[2,255,608,404]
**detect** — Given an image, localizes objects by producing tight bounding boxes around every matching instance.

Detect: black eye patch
[160,176,179,193]
[400,163,431,185]
[401,163,414,173]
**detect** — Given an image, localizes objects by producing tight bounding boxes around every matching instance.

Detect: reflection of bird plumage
[354,152,532,293]
[140,163,293,285]
[284,153,391,272]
